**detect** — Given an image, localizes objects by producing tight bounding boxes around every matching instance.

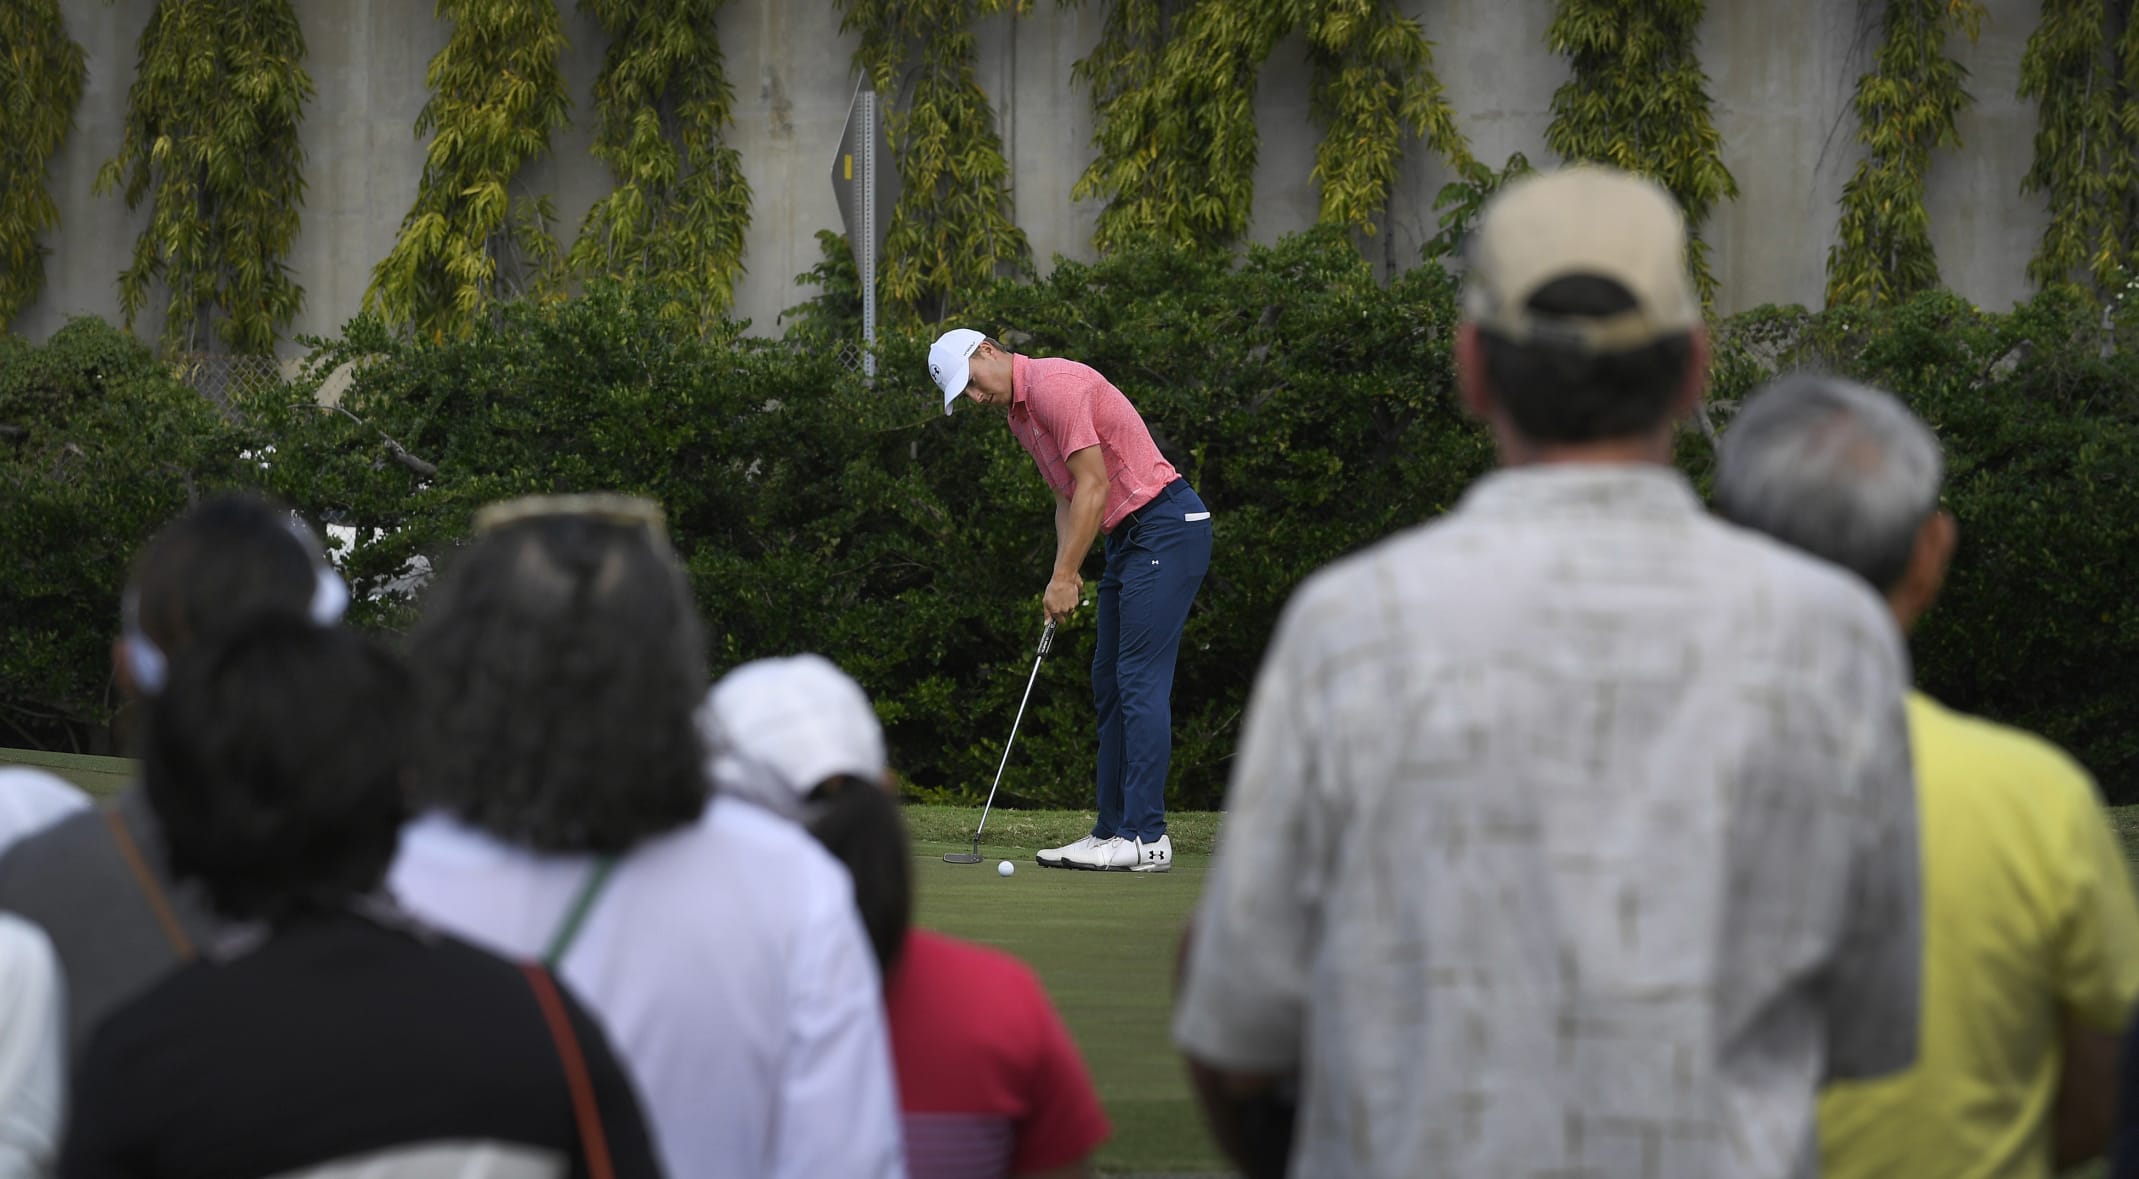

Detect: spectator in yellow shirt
[1715,372,2139,1179]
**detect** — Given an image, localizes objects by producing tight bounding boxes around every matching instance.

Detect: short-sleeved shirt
[1820,692,2139,1179]
[1174,464,1921,1179]
[58,909,661,1179]
[889,930,1109,1178]
[390,796,903,1179]
[1006,355,1177,533]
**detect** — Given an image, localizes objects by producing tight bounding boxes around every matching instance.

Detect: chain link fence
[168,352,287,409]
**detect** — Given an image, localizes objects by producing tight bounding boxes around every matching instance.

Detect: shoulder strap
[542,856,618,969]
[521,962,616,1179]
[104,808,196,962]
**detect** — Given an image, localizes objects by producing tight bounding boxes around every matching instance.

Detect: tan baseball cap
[1462,165,1700,353]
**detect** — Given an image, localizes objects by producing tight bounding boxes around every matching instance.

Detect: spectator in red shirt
[704,653,1114,1178]
[929,330,1212,873]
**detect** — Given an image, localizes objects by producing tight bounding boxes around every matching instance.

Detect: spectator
[388,494,902,1179]
[1714,373,2139,1179]
[0,770,79,1179]
[1172,166,1922,1179]
[60,617,659,1177]
[0,493,343,1063]
[704,653,1111,1179]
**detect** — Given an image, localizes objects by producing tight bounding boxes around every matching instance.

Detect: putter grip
[1037,620,1056,656]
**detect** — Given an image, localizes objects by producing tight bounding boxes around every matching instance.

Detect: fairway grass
[907,815,1226,1176]
[907,805,2139,1178]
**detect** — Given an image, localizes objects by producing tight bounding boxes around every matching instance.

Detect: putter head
[942,832,984,865]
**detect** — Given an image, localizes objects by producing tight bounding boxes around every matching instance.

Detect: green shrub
[243,237,1486,810]
[0,318,255,751]
[1711,288,2139,800]
[8,249,2139,809]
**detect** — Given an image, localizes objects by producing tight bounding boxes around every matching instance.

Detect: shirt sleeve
[1025,368,1102,459]
[1820,613,1923,1082]
[2048,759,2139,1032]
[1172,586,1338,1073]
[771,876,904,1179]
[560,983,665,1179]
[1010,970,1109,1175]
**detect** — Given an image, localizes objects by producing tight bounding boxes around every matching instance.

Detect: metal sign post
[832,80,898,380]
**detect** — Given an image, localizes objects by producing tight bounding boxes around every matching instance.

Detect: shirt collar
[1010,353,1031,410]
[1456,463,1702,522]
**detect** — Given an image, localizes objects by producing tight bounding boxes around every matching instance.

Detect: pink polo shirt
[1006,354,1177,533]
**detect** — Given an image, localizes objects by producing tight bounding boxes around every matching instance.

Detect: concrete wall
[21,0,2050,357]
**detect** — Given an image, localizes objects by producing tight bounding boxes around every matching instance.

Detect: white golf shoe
[1131,834,1172,873]
[1037,834,1104,869]
[1058,835,1138,871]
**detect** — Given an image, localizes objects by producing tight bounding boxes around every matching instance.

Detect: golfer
[930,330,1211,873]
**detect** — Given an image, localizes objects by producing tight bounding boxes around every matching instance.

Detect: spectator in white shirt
[0,771,75,1179]
[1173,166,1923,1179]
[388,493,903,1179]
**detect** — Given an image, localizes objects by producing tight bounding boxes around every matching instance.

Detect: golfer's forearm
[1052,482,1106,576]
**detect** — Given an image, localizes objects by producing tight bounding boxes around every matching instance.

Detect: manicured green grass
[910,805,2139,1178]
[906,811,1225,1176]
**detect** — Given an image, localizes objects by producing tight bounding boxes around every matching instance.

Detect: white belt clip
[1184,511,1211,522]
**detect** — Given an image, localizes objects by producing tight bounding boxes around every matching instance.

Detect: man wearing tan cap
[1173,166,1924,1178]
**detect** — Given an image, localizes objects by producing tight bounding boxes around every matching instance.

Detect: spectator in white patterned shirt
[1172,165,1923,1179]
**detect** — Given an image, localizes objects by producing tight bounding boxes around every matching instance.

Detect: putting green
[911,836,1223,1176]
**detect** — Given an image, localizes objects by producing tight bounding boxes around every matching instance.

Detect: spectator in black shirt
[59,617,661,1179]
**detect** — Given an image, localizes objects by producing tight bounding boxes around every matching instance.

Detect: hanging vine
[837,0,1030,323]
[1825,0,1987,308]
[1303,0,1474,238]
[91,0,311,356]
[0,0,86,329]
[1068,0,1472,253]
[1069,0,1288,252]
[1545,0,1738,304]
[366,0,569,339]
[2019,0,2139,298]
[569,0,751,332]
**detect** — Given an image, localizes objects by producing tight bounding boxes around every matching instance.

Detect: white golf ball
[998,860,1016,878]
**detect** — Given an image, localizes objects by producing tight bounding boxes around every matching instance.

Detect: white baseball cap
[1462,165,1700,353]
[927,328,986,415]
[700,654,889,821]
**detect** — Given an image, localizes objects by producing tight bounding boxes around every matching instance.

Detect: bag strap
[104,808,196,962]
[542,855,618,969]
[521,962,616,1179]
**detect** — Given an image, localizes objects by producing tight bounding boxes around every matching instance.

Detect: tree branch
[316,404,440,478]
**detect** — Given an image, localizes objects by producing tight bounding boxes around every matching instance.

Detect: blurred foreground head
[1456,165,1708,461]
[409,493,710,854]
[704,654,910,976]
[145,618,409,925]
[1713,373,1954,631]
[119,492,346,698]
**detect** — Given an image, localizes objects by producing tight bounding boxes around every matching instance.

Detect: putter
[945,619,1056,864]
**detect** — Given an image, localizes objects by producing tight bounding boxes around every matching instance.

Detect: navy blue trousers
[1091,479,1211,842]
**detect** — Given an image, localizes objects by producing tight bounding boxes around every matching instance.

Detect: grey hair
[1713,373,1944,594]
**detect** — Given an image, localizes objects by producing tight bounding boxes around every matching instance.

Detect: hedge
[4,237,2136,806]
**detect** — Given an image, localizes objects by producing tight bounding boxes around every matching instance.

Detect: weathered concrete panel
[21,0,2061,356]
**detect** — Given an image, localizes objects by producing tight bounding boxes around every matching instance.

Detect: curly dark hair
[131,492,325,653]
[408,512,711,854]
[145,618,410,925]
